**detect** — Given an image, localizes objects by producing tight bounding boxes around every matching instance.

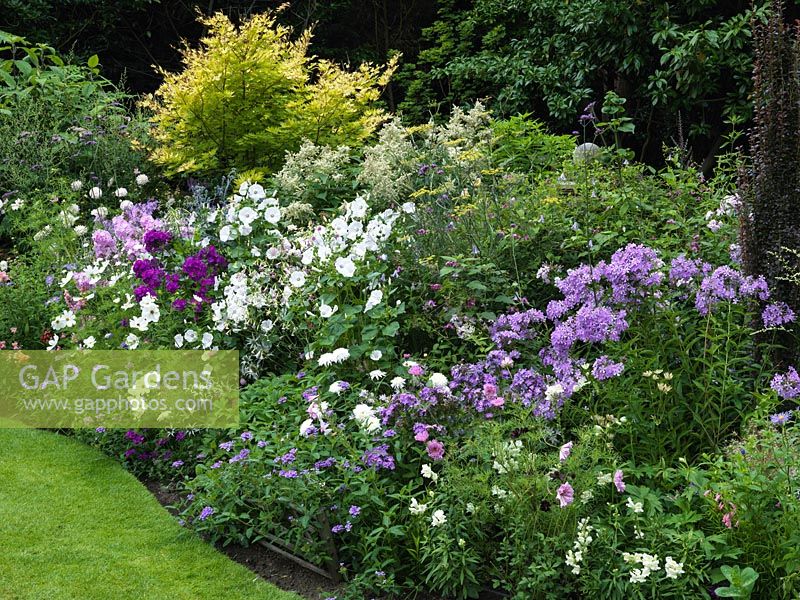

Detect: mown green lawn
[0,427,300,600]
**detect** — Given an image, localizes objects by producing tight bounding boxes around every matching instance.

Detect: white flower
[238,206,258,226]
[289,271,306,288]
[352,403,381,433]
[465,502,476,514]
[47,335,59,351]
[430,510,447,527]
[401,202,416,214]
[91,206,108,219]
[319,304,338,318]
[140,301,160,323]
[113,188,128,198]
[202,332,213,349]
[369,369,386,381]
[73,225,88,236]
[390,376,406,390]
[82,336,96,349]
[409,498,428,515]
[219,225,234,242]
[369,350,383,361]
[266,247,281,260]
[626,497,644,514]
[329,381,345,395]
[428,372,448,389]
[364,289,383,312]
[299,418,315,436]
[629,568,648,584]
[260,319,274,333]
[330,217,348,237]
[174,333,184,348]
[184,329,198,343]
[545,383,564,402]
[135,173,149,186]
[120,200,133,211]
[334,256,356,278]
[664,557,684,579]
[0,260,6,271]
[421,464,438,482]
[349,195,369,219]
[125,333,140,349]
[246,183,266,200]
[264,206,281,224]
[70,180,83,191]
[129,316,149,331]
[332,347,350,362]
[10,199,23,211]
[88,187,102,200]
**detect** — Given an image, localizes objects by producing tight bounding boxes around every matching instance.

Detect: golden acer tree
[143,12,397,176]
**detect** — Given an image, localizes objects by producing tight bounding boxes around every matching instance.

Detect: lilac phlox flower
[771,367,800,400]
[762,302,796,328]
[218,441,234,452]
[592,356,625,381]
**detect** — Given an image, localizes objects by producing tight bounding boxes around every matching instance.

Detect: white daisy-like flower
[88,187,102,200]
[70,180,83,191]
[369,369,386,381]
[113,188,128,198]
[82,336,96,349]
[390,376,406,390]
[135,173,149,186]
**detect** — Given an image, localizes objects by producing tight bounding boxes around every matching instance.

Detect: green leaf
[87,54,99,69]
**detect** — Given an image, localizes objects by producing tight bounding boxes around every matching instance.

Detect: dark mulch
[144,480,339,600]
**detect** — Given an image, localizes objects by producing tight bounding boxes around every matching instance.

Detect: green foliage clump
[144,12,397,178]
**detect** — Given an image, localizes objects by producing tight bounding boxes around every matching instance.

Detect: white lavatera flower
[125,333,140,350]
[184,329,198,343]
[238,206,259,226]
[266,247,281,260]
[301,248,314,265]
[346,220,363,240]
[335,257,356,278]
[202,332,213,349]
[219,225,234,242]
[246,183,266,200]
[264,206,281,224]
[348,195,369,219]
[319,303,338,318]
[330,217,348,237]
[174,333,184,348]
[364,289,383,312]
[289,271,306,288]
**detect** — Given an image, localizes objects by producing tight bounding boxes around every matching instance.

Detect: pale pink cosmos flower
[559,441,573,462]
[556,482,574,508]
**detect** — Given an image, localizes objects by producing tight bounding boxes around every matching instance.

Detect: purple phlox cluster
[771,367,800,400]
[695,266,769,315]
[198,506,215,520]
[219,440,235,451]
[143,229,172,254]
[361,444,396,471]
[93,200,162,259]
[762,301,796,328]
[592,356,625,381]
[489,308,546,348]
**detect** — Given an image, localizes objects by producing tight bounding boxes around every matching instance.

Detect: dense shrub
[143,12,397,178]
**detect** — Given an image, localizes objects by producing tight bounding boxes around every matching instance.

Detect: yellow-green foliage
[143,12,397,176]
